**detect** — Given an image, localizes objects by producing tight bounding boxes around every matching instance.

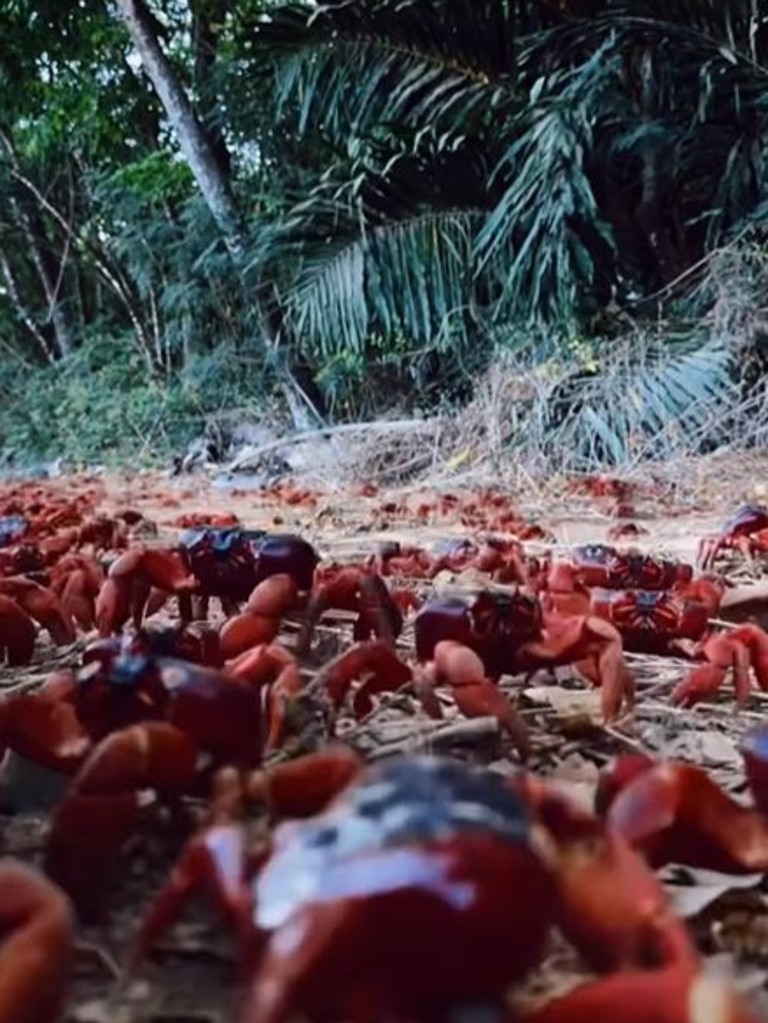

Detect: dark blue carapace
[0,516,28,548]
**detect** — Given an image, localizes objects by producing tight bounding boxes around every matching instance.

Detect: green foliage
[0,338,261,466]
[4,0,768,470]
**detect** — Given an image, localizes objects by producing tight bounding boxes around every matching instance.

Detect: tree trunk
[113,0,328,426]
[0,247,56,362]
[190,0,233,178]
[113,0,247,262]
[9,198,75,358]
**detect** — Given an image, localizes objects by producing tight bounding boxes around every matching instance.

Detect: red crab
[698,504,768,569]
[546,558,768,707]
[0,636,267,782]
[27,641,310,921]
[125,754,758,1023]
[546,544,693,593]
[288,637,532,758]
[369,536,533,584]
[413,587,634,721]
[595,722,768,874]
[0,576,76,665]
[46,553,105,632]
[95,527,320,635]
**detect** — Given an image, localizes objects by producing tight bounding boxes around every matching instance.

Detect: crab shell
[414,590,542,677]
[589,588,709,654]
[570,544,693,591]
[179,528,320,600]
[248,756,554,1022]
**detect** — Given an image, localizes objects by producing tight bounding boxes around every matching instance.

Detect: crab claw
[219,575,299,660]
[0,861,75,1023]
[0,679,89,776]
[596,753,768,873]
[418,640,530,760]
[0,577,75,646]
[227,643,304,752]
[521,612,635,721]
[310,639,413,718]
[517,967,760,1023]
[295,569,402,657]
[244,747,364,819]
[44,721,198,921]
[519,776,696,973]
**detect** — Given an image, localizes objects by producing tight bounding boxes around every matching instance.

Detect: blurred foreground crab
[596,722,768,875]
[126,753,757,1023]
[0,859,74,1023]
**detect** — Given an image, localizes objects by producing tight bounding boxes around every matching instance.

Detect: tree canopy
[1,0,767,467]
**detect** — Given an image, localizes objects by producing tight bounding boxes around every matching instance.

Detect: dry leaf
[666,874,762,919]
[523,685,602,721]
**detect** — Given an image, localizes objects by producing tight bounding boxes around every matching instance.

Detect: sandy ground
[4,460,768,1021]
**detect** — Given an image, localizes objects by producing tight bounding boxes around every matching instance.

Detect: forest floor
[5,453,768,1022]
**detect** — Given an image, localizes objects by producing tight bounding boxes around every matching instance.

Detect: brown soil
[4,463,768,1022]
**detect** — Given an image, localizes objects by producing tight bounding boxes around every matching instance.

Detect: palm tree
[225,0,768,462]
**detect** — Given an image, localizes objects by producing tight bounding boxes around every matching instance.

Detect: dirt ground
[6,458,768,1022]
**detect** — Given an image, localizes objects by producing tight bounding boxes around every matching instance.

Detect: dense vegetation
[2,0,768,470]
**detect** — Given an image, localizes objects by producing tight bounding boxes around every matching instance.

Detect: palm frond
[283,208,491,358]
[229,0,521,147]
[535,331,737,468]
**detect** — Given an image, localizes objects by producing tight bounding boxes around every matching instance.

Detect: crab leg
[295,569,401,657]
[227,642,304,752]
[129,751,365,974]
[0,597,36,666]
[44,722,199,921]
[671,624,768,708]
[220,576,299,660]
[309,639,413,718]
[518,613,634,720]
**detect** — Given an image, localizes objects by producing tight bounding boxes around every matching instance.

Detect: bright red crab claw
[670,623,768,708]
[596,752,768,874]
[522,612,635,722]
[516,773,696,973]
[44,721,199,922]
[516,966,761,1023]
[219,575,300,661]
[308,639,413,719]
[417,640,530,759]
[0,860,76,1023]
[226,642,304,753]
[295,568,402,657]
